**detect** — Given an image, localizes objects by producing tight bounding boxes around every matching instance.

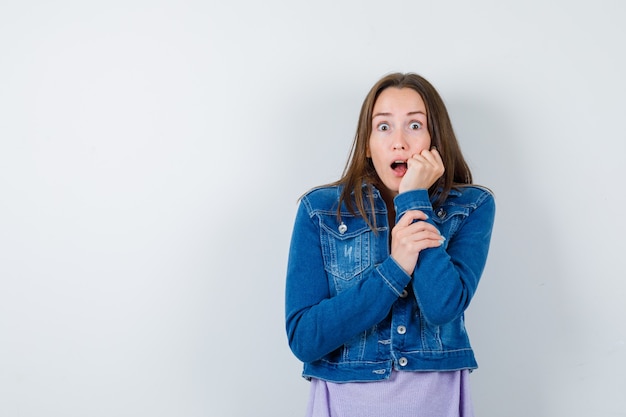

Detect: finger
[392,234,444,261]
[407,221,441,236]
[409,151,441,175]
[430,146,442,160]
[401,223,443,241]
[394,223,442,245]
[430,148,445,170]
[407,152,428,166]
[418,148,439,166]
[412,151,444,182]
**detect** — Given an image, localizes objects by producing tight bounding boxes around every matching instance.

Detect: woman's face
[367,87,431,196]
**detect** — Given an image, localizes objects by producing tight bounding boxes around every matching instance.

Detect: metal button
[338,222,347,234]
[398,357,408,367]
[437,208,446,219]
[397,325,406,335]
[399,289,408,298]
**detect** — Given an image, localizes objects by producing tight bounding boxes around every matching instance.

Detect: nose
[392,131,408,150]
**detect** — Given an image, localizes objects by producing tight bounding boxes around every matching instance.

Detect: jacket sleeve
[395,188,496,326]
[285,197,412,364]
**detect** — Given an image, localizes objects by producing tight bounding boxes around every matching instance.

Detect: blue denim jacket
[285,184,495,383]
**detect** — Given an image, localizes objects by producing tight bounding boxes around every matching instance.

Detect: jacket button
[437,208,446,219]
[398,357,408,367]
[399,290,408,298]
[397,325,406,335]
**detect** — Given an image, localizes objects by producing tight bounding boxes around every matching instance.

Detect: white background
[1,1,625,416]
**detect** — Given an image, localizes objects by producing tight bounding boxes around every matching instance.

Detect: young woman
[285,72,495,417]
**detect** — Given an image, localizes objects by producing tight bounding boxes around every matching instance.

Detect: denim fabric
[285,184,495,383]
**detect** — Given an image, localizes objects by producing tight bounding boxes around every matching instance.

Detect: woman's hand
[390,210,444,275]
[398,147,445,194]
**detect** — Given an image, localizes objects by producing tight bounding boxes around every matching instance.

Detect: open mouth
[391,160,408,175]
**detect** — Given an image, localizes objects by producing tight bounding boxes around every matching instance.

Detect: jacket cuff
[374,257,412,296]
[393,189,434,220]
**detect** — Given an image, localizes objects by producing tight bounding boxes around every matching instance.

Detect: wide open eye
[377,123,390,131]
[409,121,422,130]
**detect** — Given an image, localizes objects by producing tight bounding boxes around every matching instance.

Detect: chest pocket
[431,204,470,240]
[318,214,372,289]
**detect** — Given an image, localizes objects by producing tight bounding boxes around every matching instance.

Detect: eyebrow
[372,111,426,118]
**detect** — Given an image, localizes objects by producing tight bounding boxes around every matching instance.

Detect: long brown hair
[334,72,472,228]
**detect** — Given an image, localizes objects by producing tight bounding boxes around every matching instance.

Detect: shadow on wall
[447,96,573,416]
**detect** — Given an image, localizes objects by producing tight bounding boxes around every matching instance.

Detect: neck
[379,188,396,228]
